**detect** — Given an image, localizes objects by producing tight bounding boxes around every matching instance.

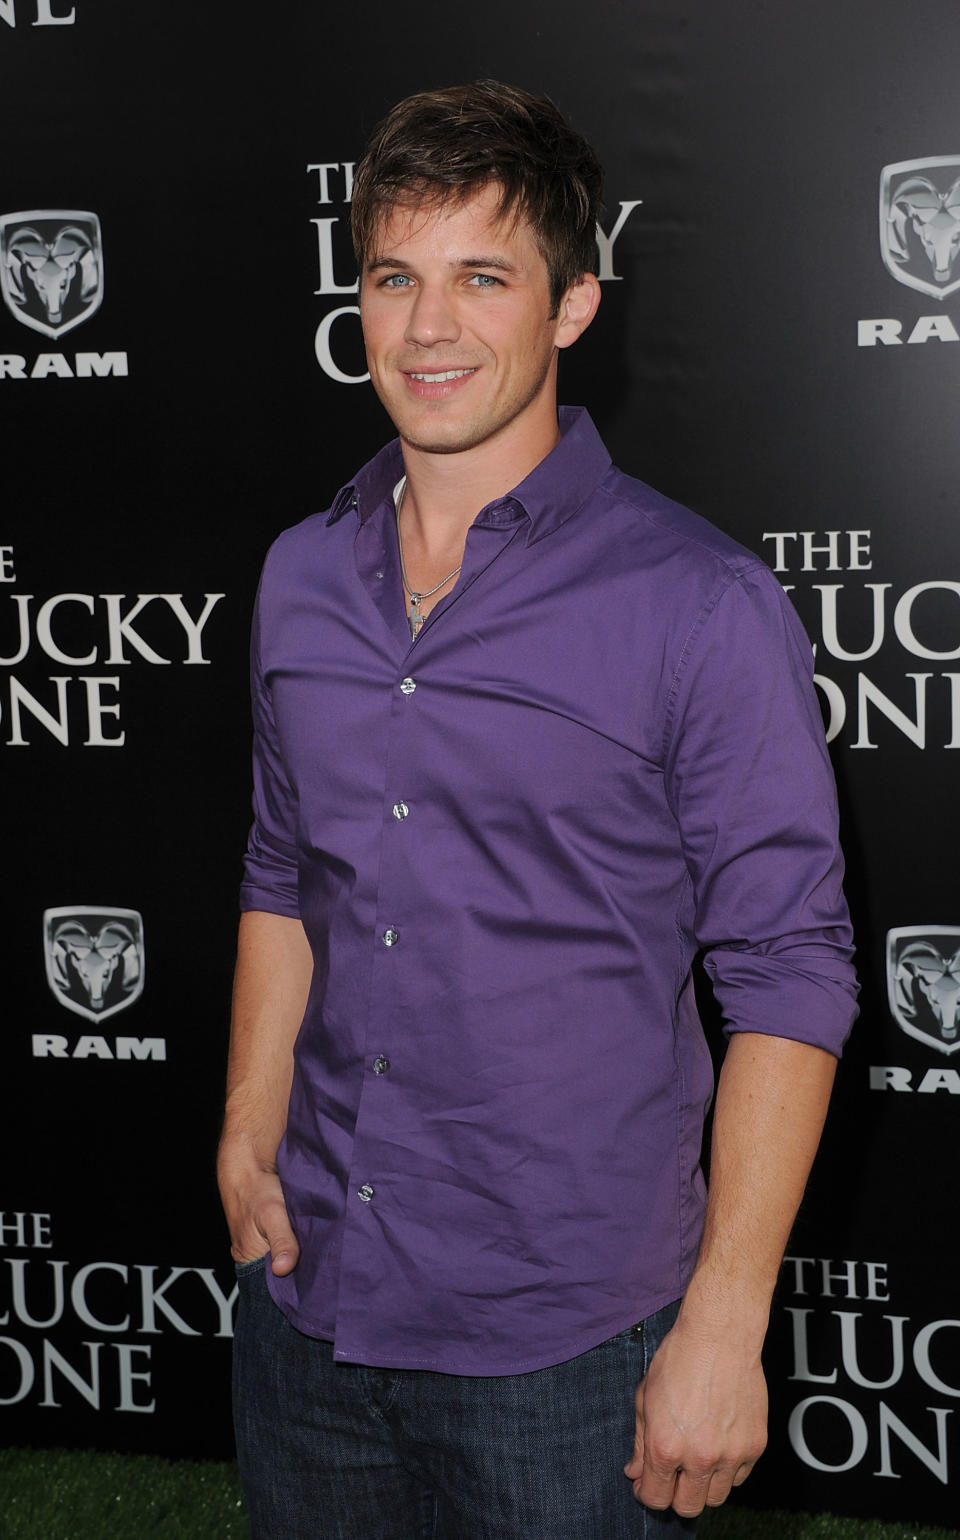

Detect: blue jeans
[233,1256,697,1539]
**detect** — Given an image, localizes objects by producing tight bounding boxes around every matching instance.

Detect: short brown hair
[351,80,603,313]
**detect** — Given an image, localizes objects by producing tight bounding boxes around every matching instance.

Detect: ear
[554,271,602,350]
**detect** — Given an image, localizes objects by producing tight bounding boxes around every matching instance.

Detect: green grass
[0,1447,957,1539]
[0,1449,248,1540]
[698,1507,959,1540]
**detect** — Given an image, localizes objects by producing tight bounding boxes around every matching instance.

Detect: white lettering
[136,1266,200,1336]
[865,1263,891,1303]
[787,1308,838,1383]
[74,1035,113,1060]
[40,1340,101,1408]
[31,353,73,379]
[907,314,960,345]
[848,531,872,569]
[307,161,354,204]
[814,584,890,662]
[813,670,846,743]
[789,1395,869,1472]
[162,593,224,664]
[894,582,960,661]
[34,0,76,23]
[0,547,14,582]
[82,676,124,746]
[917,1068,960,1095]
[783,1256,817,1294]
[115,1037,166,1061]
[70,1262,130,1332]
[36,593,96,666]
[311,217,358,295]
[0,355,27,378]
[947,674,960,749]
[0,1213,52,1249]
[193,1269,239,1337]
[7,1259,67,1329]
[854,672,931,750]
[315,307,369,384]
[837,1312,908,1389]
[763,530,872,573]
[0,1337,34,1405]
[32,1034,69,1058]
[763,532,797,571]
[115,1343,154,1412]
[0,593,32,663]
[914,1321,960,1396]
[858,318,903,346]
[102,594,170,665]
[876,1404,951,1483]
[75,351,128,378]
[820,1259,860,1299]
[801,531,841,571]
[4,675,70,745]
[784,1258,890,1300]
[595,201,643,282]
[870,1065,913,1092]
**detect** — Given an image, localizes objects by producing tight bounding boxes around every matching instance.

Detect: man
[218,80,857,1539]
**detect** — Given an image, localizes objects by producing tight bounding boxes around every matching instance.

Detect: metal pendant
[408,593,425,641]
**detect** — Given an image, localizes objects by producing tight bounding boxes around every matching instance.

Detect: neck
[399,416,562,553]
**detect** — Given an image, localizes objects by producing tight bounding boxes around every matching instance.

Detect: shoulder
[595,464,768,591]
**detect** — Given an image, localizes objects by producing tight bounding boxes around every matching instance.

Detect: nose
[404,281,461,347]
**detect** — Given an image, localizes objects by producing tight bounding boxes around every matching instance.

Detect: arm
[216,908,314,1275]
[624,1030,837,1516]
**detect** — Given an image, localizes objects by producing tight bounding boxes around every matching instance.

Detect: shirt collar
[326,407,612,545]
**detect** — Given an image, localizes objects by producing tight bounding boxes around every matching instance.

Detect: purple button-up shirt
[240,407,857,1375]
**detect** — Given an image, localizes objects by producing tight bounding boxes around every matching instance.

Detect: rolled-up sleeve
[238,573,301,918]
[664,563,858,1054]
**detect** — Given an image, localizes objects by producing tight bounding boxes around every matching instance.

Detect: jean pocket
[234,1252,269,1278]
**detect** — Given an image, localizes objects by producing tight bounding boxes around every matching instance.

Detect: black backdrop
[3,2,960,1526]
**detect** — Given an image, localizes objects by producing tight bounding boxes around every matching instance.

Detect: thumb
[260,1202,300,1276]
[624,1383,646,1478]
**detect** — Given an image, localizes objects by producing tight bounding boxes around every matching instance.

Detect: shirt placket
[331,499,525,1357]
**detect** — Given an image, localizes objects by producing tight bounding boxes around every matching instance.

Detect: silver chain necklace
[395,481,462,641]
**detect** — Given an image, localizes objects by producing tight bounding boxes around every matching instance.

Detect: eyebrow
[365,254,522,275]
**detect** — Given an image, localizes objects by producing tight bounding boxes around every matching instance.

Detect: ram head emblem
[0,210,104,338]
[887,927,960,1056]
[43,906,145,1023]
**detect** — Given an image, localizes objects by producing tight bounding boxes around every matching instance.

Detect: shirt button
[400,677,416,695]
[392,801,409,820]
[357,1184,375,1203]
[373,1055,391,1075]
[382,927,399,947]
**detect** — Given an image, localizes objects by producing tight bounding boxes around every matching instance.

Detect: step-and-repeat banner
[2,1,958,1526]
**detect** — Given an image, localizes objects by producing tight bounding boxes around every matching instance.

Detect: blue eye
[382,273,413,288]
[470,273,501,287]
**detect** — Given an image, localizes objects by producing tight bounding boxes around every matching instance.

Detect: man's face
[359,184,568,459]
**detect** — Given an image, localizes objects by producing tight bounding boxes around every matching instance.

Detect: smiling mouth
[406,368,478,382]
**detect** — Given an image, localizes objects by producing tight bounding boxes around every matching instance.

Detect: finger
[634,1464,682,1512]
[704,1468,736,1509]
[670,1471,714,1519]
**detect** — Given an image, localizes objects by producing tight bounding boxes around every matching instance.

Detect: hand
[623,1315,768,1517]
[217,1139,300,1277]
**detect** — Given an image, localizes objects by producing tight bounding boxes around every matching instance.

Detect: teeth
[409,368,475,382]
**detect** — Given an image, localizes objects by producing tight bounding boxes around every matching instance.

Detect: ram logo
[0,210,104,338]
[43,906,145,1023]
[880,158,960,301]
[887,926,960,1057]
